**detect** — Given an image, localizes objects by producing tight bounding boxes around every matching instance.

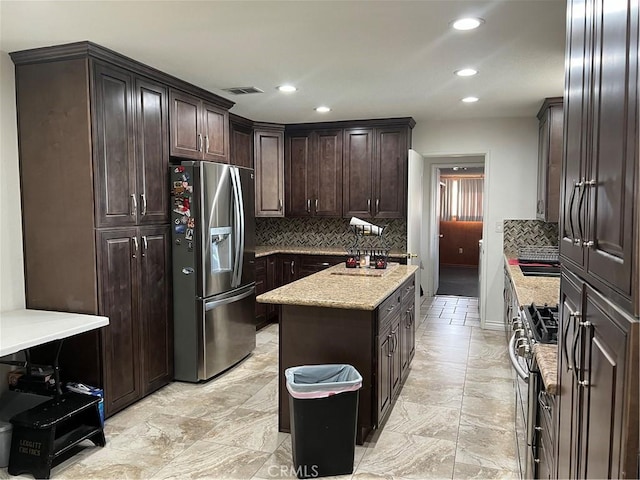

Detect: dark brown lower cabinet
[97,225,173,415]
[556,269,639,479]
[279,274,416,444]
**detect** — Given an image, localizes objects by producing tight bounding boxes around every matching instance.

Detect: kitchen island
[257,263,419,444]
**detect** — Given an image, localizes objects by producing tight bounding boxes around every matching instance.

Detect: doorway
[436,165,485,296]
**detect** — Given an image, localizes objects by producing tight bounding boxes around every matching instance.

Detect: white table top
[0,309,109,357]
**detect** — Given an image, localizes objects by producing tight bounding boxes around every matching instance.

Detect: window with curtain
[440,175,484,221]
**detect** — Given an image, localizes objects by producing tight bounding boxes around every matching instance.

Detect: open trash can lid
[285,364,362,399]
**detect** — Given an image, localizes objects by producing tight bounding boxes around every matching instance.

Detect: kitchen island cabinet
[257,263,418,444]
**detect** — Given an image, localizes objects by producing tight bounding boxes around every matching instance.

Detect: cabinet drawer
[400,276,415,306]
[378,289,402,332]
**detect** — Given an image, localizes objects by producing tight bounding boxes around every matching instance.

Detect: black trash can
[285,364,362,479]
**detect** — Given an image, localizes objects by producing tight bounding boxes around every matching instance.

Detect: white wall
[413,117,538,328]
[0,51,24,395]
[0,52,23,312]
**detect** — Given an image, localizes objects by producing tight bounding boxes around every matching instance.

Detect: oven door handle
[508,333,529,383]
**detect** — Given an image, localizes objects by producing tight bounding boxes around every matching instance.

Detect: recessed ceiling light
[455,68,478,77]
[452,17,484,31]
[315,106,331,113]
[462,96,479,103]
[277,85,297,93]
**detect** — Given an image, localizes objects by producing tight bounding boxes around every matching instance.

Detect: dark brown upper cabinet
[255,125,285,217]
[169,89,229,163]
[559,0,638,312]
[536,97,563,223]
[229,113,254,169]
[285,129,343,217]
[343,121,412,219]
[92,61,170,228]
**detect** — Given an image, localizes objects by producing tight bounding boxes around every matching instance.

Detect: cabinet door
[557,271,583,480]
[313,129,343,217]
[135,78,169,225]
[139,226,173,396]
[92,62,137,228]
[266,255,277,320]
[278,254,298,286]
[285,131,313,216]
[202,101,229,163]
[579,284,628,480]
[400,301,415,379]
[537,100,563,223]
[390,315,402,397]
[560,0,590,269]
[169,90,202,160]
[255,129,284,217]
[585,0,638,298]
[377,327,392,423]
[255,257,268,327]
[96,228,141,415]
[374,127,407,218]
[343,128,374,218]
[230,120,253,168]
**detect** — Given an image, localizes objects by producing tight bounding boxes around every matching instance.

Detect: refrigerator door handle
[230,167,242,288]
[234,167,246,286]
[204,285,255,311]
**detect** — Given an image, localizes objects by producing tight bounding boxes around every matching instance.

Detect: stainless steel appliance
[171,161,256,382]
[508,303,558,479]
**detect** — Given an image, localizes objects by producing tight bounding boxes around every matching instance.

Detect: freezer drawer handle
[205,287,255,311]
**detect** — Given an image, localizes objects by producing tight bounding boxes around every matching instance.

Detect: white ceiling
[0,0,566,124]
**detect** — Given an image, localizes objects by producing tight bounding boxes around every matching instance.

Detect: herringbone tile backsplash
[256,217,407,251]
[503,220,559,257]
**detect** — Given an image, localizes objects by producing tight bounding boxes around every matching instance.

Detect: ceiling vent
[222,86,264,95]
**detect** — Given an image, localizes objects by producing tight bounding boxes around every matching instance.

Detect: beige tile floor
[1,295,518,479]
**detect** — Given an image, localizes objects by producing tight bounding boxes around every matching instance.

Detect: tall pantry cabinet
[10,42,234,416]
[556,0,639,479]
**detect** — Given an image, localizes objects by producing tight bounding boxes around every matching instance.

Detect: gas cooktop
[525,303,559,344]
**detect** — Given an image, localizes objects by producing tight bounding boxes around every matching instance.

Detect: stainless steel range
[508,303,558,479]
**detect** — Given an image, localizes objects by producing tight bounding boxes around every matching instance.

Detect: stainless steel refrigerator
[171,161,256,382]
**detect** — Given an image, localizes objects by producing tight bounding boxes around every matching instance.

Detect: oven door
[508,332,530,479]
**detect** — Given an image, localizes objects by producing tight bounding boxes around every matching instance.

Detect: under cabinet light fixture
[462,96,479,103]
[315,106,331,113]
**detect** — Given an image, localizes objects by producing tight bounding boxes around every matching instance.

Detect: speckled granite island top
[504,255,560,307]
[255,245,406,258]
[533,343,558,395]
[257,263,418,311]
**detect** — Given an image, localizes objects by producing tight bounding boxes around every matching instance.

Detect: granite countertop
[256,263,418,311]
[504,254,560,307]
[533,343,558,395]
[255,245,407,258]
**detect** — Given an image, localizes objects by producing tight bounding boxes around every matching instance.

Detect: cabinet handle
[367,198,371,213]
[130,194,137,217]
[307,199,310,213]
[387,333,393,357]
[198,133,203,152]
[140,193,147,216]
[132,237,138,258]
[141,235,148,257]
[562,302,580,372]
[376,198,380,214]
[568,181,579,243]
[290,260,295,276]
[315,199,318,212]
[576,178,588,245]
[205,135,210,154]
[278,199,283,211]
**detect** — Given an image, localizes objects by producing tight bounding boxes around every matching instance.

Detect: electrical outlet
[458,248,463,254]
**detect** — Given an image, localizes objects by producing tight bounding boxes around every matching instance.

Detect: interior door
[407,149,423,307]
